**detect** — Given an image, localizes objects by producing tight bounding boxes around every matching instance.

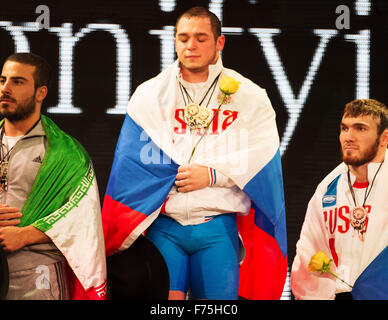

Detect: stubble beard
[0,93,36,123]
[341,137,380,167]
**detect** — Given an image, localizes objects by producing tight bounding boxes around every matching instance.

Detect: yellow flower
[308,251,331,274]
[219,76,240,95]
[308,251,353,288]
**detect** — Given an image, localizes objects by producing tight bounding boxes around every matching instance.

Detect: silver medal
[0,160,9,191]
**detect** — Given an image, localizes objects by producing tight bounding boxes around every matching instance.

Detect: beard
[341,137,380,167]
[0,93,36,123]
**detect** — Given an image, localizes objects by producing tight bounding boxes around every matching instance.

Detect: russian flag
[102,62,287,299]
[102,114,287,299]
[237,150,287,300]
[102,115,178,256]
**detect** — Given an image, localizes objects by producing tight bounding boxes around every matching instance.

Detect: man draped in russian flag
[0,53,106,300]
[103,6,287,300]
[291,99,388,300]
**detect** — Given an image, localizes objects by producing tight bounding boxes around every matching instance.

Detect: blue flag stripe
[106,114,178,215]
[243,150,287,257]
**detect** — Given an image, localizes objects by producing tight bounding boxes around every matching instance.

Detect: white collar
[346,154,387,185]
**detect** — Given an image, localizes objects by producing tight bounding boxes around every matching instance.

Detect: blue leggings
[146,213,239,300]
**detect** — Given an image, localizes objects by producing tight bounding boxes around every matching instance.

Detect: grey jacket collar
[0,117,46,140]
[24,118,45,139]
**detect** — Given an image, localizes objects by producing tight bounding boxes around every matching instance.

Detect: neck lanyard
[178,73,221,109]
[0,118,41,192]
[346,161,384,208]
[346,161,384,241]
[0,117,41,162]
[179,73,222,130]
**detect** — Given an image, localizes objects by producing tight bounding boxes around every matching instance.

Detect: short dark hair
[5,52,51,89]
[343,99,388,135]
[176,6,222,40]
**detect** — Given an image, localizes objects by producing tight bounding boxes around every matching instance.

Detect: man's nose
[343,128,356,141]
[187,38,197,50]
[1,80,11,95]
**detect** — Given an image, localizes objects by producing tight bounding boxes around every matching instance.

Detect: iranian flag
[16,115,107,300]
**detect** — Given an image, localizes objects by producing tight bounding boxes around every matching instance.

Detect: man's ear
[35,85,48,103]
[216,35,225,52]
[378,128,388,147]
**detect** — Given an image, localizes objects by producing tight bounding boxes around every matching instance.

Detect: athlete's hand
[0,226,28,252]
[0,225,50,252]
[0,204,22,227]
[175,164,210,192]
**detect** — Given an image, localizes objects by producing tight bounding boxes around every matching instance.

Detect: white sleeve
[208,167,235,188]
[291,189,338,300]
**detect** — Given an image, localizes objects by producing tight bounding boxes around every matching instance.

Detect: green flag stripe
[19,115,91,228]
[32,164,94,232]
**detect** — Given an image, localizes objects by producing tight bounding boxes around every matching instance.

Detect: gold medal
[179,73,222,130]
[197,107,212,128]
[184,103,212,129]
[185,103,200,116]
[184,103,200,129]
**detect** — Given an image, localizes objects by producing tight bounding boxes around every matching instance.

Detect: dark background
[1,0,388,297]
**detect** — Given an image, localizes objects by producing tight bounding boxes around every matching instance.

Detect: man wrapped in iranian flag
[0,52,106,300]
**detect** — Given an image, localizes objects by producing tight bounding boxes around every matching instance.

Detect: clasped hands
[174,164,210,192]
[0,203,26,252]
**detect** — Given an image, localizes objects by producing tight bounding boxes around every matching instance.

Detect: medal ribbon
[0,118,41,191]
[346,160,384,208]
[178,72,221,109]
[346,161,384,239]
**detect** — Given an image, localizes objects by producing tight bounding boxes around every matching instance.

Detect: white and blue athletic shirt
[291,153,388,299]
[164,58,254,226]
